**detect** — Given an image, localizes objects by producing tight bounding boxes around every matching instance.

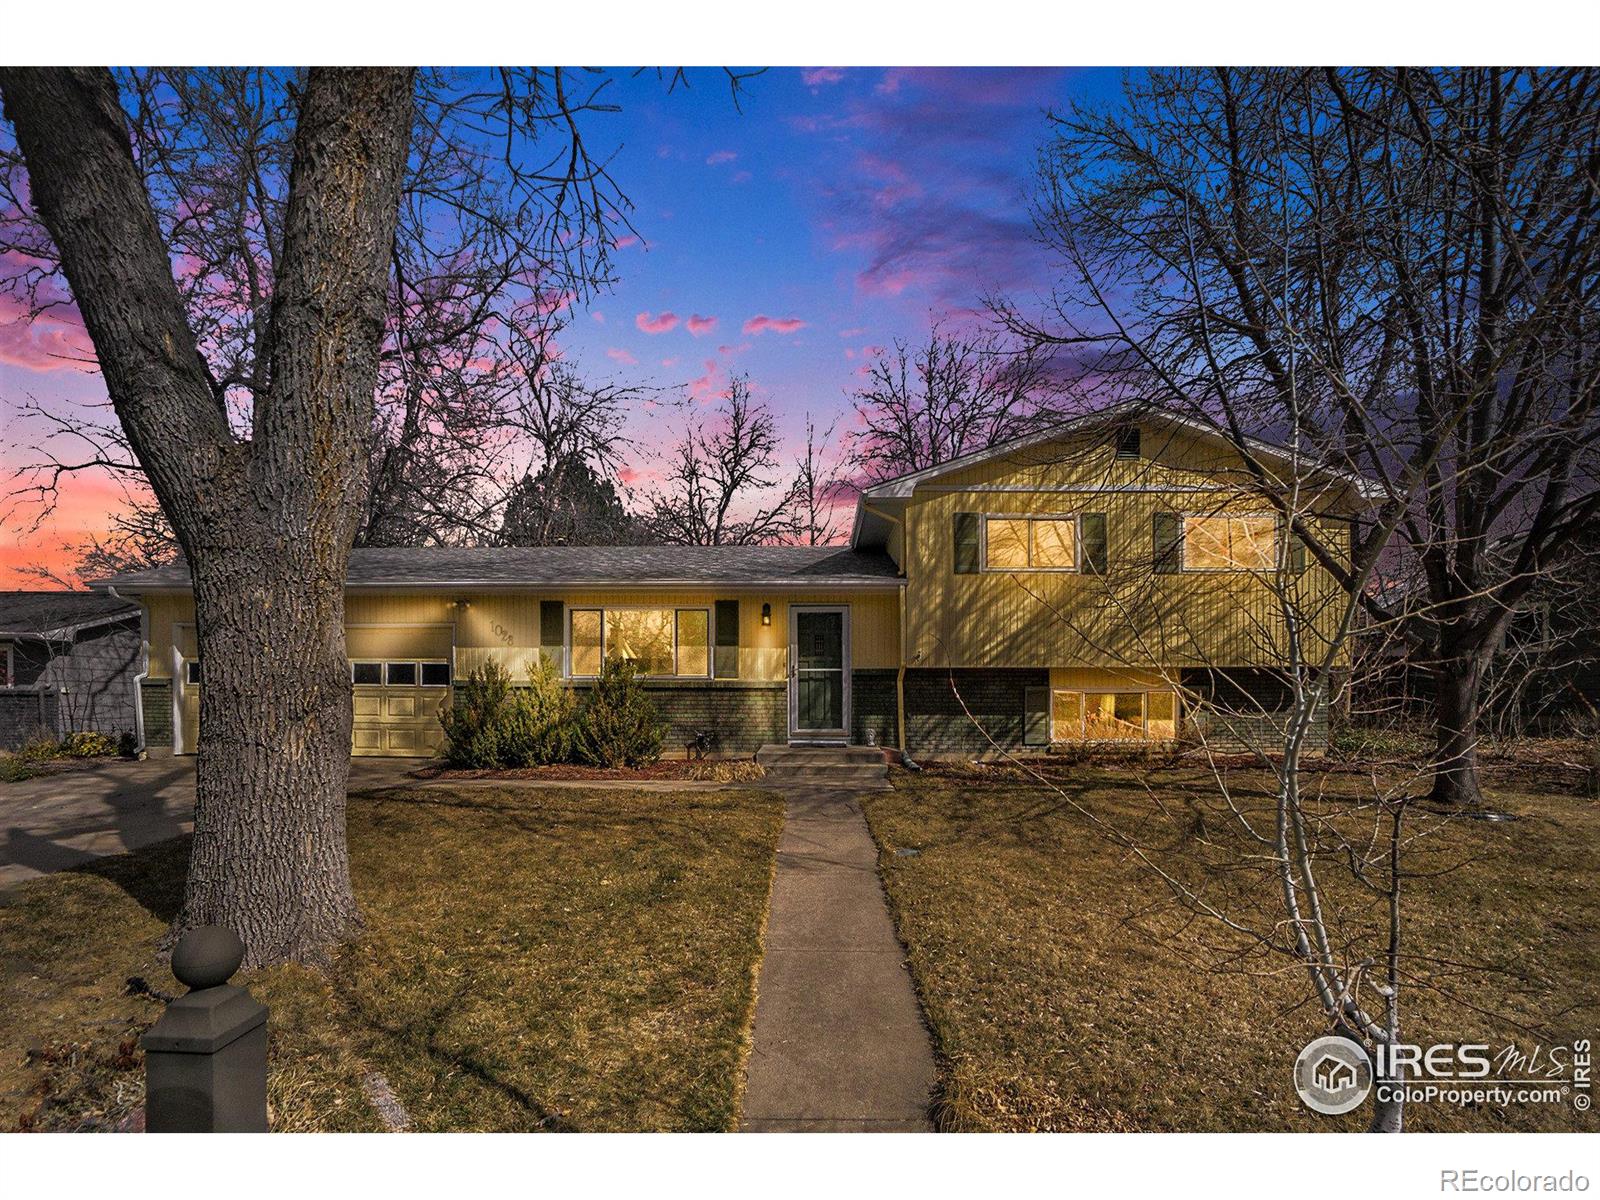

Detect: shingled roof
[0,591,141,639]
[98,544,903,592]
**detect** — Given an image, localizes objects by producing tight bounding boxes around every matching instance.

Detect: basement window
[1051,689,1178,742]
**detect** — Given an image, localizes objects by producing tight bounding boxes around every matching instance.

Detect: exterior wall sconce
[760,603,772,627]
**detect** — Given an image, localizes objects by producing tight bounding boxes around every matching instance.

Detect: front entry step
[756,745,890,790]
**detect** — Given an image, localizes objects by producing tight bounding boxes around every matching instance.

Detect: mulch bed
[408,759,754,782]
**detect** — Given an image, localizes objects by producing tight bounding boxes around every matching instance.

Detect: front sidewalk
[740,786,936,1131]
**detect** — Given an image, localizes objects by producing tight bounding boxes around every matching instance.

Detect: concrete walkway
[741,785,937,1131]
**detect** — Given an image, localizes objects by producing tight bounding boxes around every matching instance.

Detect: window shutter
[1023,686,1051,746]
[1081,513,1108,574]
[539,600,565,672]
[953,512,980,574]
[714,599,740,678]
[1152,511,1181,574]
[1288,522,1308,574]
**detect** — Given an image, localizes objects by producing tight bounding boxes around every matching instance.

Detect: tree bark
[1427,648,1488,809]
[0,67,416,966]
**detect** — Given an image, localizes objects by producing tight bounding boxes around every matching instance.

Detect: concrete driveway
[0,753,417,888]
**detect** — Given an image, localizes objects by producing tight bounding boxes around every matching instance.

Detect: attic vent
[1114,425,1142,459]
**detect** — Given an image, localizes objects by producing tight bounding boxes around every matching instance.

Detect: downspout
[865,502,919,770]
[107,586,147,754]
[896,583,913,767]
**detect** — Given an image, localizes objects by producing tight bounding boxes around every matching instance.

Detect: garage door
[348,624,453,758]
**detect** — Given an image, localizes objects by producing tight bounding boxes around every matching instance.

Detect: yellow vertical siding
[900,424,1355,670]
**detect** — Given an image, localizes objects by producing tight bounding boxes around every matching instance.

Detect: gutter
[107,586,147,754]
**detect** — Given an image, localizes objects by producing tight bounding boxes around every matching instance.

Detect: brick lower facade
[849,669,899,749]
[141,679,173,748]
[1180,667,1330,751]
[564,679,787,756]
[903,667,1050,760]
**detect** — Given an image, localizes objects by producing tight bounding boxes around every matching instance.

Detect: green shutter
[539,601,565,672]
[1023,686,1050,747]
[1288,523,1308,574]
[1081,513,1108,574]
[953,512,980,574]
[1152,511,1181,574]
[714,599,740,678]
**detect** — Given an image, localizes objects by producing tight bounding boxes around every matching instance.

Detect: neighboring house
[100,404,1371,760]
[0,591,144,751]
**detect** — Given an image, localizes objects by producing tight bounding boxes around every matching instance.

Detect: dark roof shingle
[99,545,902,592]
[0,591,141,638]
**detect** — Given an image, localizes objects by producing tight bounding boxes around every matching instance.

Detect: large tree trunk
[185,544,361,962]
[1,67,415,966]
[1427,646,1488,809]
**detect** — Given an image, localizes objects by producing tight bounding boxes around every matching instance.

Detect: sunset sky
[0,67,1131,588]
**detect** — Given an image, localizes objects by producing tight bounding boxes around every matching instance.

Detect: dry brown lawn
[863,759,1599,1132]
[0,784,783,1132]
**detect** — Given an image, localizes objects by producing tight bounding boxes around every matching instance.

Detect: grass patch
[1,784,783,1132]
[864,762,1599,1132]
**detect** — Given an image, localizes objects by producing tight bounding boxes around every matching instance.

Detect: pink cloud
[605,347,638,366]
[801,68,846,87]
[875,69,910,95]
[741,315,806,336]
[591,310,606,324]
[635,311,679,335]
[0,291,96,373]
[689,357,724,403]
[731,170,752,185]
[686,314,718,337]
[705,150,738,166]
[613,235,640,250]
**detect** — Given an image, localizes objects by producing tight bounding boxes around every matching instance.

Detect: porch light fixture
[760,603,772,627]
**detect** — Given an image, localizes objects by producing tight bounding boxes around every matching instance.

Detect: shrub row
[439,658,665,769]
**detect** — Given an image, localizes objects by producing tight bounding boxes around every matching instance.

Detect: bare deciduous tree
[1001,67,1600,809]
[848,322,1062,483]
[0,66,677,964]
[644,376,798,546]
[791,414,850,546]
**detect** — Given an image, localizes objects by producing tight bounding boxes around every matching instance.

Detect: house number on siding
[492,621,514,646]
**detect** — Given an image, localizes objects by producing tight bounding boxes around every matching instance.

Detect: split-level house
[100,404,1372,760]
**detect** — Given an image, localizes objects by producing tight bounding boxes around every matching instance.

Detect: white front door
[788,605,850,741]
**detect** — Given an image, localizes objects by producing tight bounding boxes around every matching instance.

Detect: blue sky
[549,67,1131,454]
[0,67,1134,582]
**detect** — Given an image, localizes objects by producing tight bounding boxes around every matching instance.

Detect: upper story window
[983,515,1078,572]
[1182,514,1276,571]
[568,607,710,679]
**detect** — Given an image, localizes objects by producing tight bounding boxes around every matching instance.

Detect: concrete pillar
[141,926,268,1132]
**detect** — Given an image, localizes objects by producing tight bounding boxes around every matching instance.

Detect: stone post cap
[141,926,265,1055]
[171,926,244,991]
